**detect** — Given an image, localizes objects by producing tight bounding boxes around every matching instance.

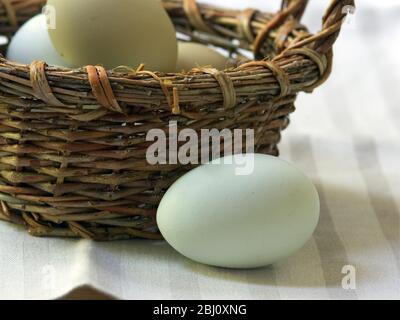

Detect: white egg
[157,154,320,269]
[6,14,68,67]
[176,42,228,72]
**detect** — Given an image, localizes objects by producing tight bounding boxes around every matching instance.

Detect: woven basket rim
[0,0,355,116]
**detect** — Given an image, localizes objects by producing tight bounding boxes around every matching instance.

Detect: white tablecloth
[1,0,399,300]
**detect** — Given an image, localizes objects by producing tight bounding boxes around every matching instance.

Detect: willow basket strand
[0,0,355,240]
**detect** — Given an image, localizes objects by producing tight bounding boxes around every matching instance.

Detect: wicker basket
[0,0,354,240]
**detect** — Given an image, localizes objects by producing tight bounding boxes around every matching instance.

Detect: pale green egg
[157,154,320,269]
[7,14,69,67]
[176,42,228,72]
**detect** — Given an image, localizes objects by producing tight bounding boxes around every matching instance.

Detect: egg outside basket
[0,0,354,240]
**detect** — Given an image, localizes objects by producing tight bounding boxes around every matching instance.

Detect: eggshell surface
[157,154,320,269]
[176,42,228,71]
[7,14,68,67]
[47,0,177,71]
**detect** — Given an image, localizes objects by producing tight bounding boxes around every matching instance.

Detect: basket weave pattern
[0,0,354,240]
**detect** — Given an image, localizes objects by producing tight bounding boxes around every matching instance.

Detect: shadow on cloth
[110,182,393,289]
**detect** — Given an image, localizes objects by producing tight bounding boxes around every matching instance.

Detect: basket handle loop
[253,0,308,58]
[254,0,355,58]
[290,0,355,54]
[280,0,309,21]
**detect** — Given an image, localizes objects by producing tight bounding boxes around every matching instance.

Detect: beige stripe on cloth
[289,136,358,300]
[354,138,400,275]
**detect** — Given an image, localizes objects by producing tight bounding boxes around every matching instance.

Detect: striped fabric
[0,1,399,300]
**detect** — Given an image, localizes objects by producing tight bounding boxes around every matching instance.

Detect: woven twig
[0,0,355,240]
[0,0,43,44]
